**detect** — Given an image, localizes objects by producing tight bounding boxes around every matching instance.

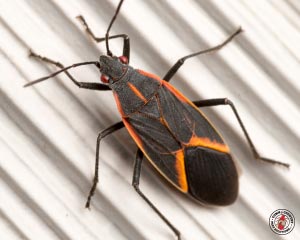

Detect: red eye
[118,55,128,64]
[101,74,109,83]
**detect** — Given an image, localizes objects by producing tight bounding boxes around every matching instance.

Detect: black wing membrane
[185,147,238,205]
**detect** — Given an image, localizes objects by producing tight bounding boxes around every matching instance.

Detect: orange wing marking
[137,69,163,83]
[162,81,188,103]
[113,92,125,116]
[187,135,230,153]
[127,82,147,103]
[175,150,188,192]
[122,118,144,149]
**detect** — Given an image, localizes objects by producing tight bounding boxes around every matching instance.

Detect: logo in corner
[269,209,295,235]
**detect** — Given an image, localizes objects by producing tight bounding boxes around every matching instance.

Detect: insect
[24,0,289,239]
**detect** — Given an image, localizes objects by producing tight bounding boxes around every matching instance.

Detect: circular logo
[269,209,295,235]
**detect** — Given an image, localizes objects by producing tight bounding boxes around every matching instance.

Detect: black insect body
[25,1,289,239]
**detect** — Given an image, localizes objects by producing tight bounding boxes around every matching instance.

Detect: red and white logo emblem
[269,209,295,235]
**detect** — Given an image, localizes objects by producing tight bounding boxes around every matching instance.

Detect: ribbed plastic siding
[0,0,299,239]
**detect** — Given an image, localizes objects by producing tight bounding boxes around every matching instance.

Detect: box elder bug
[24,0,289,239]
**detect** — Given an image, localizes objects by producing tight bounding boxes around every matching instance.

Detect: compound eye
[118,55,128,64]
[101,74,109,83]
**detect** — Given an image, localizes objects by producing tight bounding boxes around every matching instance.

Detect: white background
[0,0,299,239]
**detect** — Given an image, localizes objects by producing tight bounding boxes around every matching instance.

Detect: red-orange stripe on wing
[187,135,230,153]
[122,118,144,150]
[127,82,147,103]
[137,69,163,83]
[175,149,188,192]
[113,92,125,116]
[162,80,189,103]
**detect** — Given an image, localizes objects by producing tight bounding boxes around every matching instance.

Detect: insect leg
[163,27,242,82]
[77,15,130,61]
[132,149,181,240]
[86,121,125,209]
[25,50,109,90]
[193,98,289,168]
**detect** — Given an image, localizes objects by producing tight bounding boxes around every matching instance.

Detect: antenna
[24,61,99,87]
[105,0,125,56]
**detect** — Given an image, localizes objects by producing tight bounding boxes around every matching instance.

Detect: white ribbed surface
[0,0,299,239]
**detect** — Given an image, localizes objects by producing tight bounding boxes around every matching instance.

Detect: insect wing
[123,80,238,204]
[123,96,187,192]
[160,82,238,204]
